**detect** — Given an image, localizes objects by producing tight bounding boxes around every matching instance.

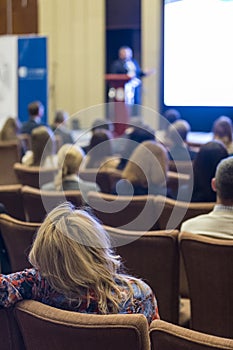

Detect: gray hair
[215,156,233,201]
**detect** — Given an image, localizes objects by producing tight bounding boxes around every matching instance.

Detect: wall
[38,0,105,127]
[38,0,161,128]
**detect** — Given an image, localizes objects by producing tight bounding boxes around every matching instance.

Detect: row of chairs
[1,301,233,350]
[0,212,233,338]
[0,184,214,227]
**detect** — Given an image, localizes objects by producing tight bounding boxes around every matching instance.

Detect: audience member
[191,140,228,202]
[20,101,45,134]
[42,144,99,201]
[51,110,74,145]
[0,202,159,324]
[117,140,168,196]
[116,123,155,171]
[82,119,114,154]
[22,126,57,167]
[0,117,21,141]
[156,108,181,147]
[83,129,114,169]
[168,119,197,161]
[181,156,233,238]
[212,115,233,155]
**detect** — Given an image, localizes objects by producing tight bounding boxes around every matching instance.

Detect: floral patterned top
[0,268,159,324]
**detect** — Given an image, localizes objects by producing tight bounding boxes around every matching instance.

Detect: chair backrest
[14,163,57,188]
[167,170,192,200]
[150,319,233,350]
[155,195,215,231]
[87,191,158,231]
[0,308,25,350]
[21,186,83,222]
[0,141,21,185]
[104,226,180,323]
[79,168,122,194]
[0,213,40,272]
[15,300,150,350]
[180,232,233,338]
[168,160,194,175]
[0,184,25,221]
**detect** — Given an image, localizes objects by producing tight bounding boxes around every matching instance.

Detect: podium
[105,74,131,136]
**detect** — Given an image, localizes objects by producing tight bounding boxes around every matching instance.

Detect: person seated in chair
[0,202,159,324]
[181,156,233,238]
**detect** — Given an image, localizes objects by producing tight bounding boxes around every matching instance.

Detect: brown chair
[0,308,25,350]
[0,184,25,220]
[180,232,233,338]
[167,170,192,200]
[155,196,215,299]
[15,300,150,350]
[155,195,215,231]
[21,186,83,222]
[104,226,180,324]
[150,319,233,350]
[0,213,40,272]
[168,160,194,176]
[14,163,57,188]
[0,141,21,184]
[87,191,158,231]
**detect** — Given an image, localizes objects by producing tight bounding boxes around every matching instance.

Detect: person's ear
[211,177,217,192]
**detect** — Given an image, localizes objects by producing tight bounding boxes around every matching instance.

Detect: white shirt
[180,205,233,239]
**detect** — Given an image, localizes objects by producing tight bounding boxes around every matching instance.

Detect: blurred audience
[191,140,228,202]
[212,115,233,155]
[42,144,99,201]
[168,119,197,161]
[116,140,168,196]
[51,110,74,145]
[20,101,45,134]
[0,117,21,141]
[22,126,57,167]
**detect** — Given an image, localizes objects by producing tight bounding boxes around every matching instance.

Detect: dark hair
[28,101,42,117]
[192,141,228,202]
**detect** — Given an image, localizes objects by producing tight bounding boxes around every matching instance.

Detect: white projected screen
[164,0,233,107]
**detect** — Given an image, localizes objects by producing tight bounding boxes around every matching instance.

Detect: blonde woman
[117,140,168,196]
[22,126,57,167]
[0,202,159,324]
[42,144,99,200]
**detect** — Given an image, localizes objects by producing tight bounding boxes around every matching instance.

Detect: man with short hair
[20,101,44,134]
[181,156,233,239]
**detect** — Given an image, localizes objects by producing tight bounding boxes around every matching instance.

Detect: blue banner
[18,36,48,123]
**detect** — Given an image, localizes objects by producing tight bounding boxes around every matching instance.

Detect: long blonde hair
[29,202,143,313]
[54,144,84,190]
[122,140,168,188]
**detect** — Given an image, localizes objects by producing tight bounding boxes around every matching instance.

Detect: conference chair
[155,195,215,231]
[79,168,122,194]
[104,226,180,324]
[168,160,194,176]
[180,232,233,338]
[0,184,25,220]
[167,170,192,200]
[87,191,158,231]
[21,186,83,222]
[0,213,40,272]
[14,163,57,188]
[15,300,150,350]
[154,196,215,299]
[0,141,21,185]
[150,319,233,350]
[0,308,25,350]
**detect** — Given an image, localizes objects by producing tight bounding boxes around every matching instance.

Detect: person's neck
[216,197,233,207]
